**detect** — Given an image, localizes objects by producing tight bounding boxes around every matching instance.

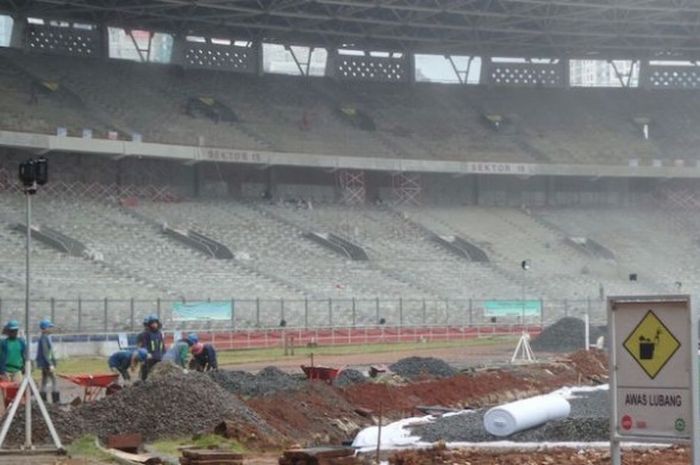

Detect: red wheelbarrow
[301,365,340,383]
[59,373,120,402]
[0,381,20,408]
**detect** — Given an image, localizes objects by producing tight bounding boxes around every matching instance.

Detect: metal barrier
[48,323,542,357]
[0,297,604,334]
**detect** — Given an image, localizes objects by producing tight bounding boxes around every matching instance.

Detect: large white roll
[483,394,571,437]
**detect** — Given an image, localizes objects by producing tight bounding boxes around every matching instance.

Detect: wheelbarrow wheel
[105,383,123,396]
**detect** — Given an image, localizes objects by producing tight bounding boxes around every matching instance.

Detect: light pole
[520,259,530,327]
[511,259,535,363]
[0,157,62,451]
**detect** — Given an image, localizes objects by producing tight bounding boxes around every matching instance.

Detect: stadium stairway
[402,207,592,299]
[534,207,692,294]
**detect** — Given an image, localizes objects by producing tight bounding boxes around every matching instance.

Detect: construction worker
[190,342,218,372]
[109,348,149,383]
[163,333,198,368]
[140,314,165,380]
[36,319,59,403]
[135,315,150,349]
[0,320,26,381]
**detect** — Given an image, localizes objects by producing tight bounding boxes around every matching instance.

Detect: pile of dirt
[531,317,606,353]
[568,348,608,380]
[389,357,457,380]
[246,382,369,445]
[5,369,279,446]
[334,369,367,387]
[389,445,689,465]
[343,358,609,418]
[210,366,303,396]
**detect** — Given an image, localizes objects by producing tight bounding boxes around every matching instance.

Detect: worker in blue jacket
[163,333,198,368]
[36,319,59,403]
[190,342,218,372]
[140,314,165,380]
[109,348,149,383]
[0,320,26,381]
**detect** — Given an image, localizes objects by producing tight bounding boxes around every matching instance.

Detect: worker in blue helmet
[190,342,218,372]
[140,314,165,380]
[109,348,149,383]
[135,315,151,350]
[163,332,198,368]
[0,320,26,381]
[36,319,59,403]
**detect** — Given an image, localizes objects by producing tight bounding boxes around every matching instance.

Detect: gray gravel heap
[210,366,303,396]
[334,368,367,387]
[531,317,606,353]
[5,368,276,445]
[389,357,457,380]
[412,389,609,443]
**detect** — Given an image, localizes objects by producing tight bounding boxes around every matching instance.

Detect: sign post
[609,295,699,465]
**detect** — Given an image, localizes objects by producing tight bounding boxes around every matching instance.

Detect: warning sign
[609,296,697,441]
[622,310,681,379]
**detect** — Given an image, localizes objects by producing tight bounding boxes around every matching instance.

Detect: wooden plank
[180,457,243,465]
[107,433,143,454]
[105,447,162,465]
[283,447,353,460]
[182,449,244,460]
[319,456,359,465]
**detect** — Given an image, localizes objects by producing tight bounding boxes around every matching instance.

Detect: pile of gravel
[389,357,457,380]
[210,366,303,396]
[334,369,367,387]
[5,368,276,445]
[531,317,606,353]
[413,389,609,443]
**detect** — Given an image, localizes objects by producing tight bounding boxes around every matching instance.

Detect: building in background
[0,15,12,47]
[570,60,637,87]
[108,28,172,63]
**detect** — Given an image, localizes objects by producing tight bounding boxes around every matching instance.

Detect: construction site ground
[0,334,679,465]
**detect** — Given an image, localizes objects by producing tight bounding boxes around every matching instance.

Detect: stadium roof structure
[6,0,700,59]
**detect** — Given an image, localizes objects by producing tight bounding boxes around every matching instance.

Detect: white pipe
[483,394,571,437]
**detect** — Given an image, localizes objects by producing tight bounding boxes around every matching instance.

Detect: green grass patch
[52,336,514,376]
[66,435,114,462]
[149,434,246,457]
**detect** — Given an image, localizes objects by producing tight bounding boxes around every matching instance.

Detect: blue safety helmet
[146,314,159,324]
[186,333,199,344]
[5,320,19,331]
[142,316,150,325]
[135,348,149,362]
[39,319,54,330]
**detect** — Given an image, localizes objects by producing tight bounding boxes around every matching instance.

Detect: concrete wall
[3,149,696,208]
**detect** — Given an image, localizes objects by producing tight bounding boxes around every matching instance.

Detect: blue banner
[484,300,541,317]
[172,301,233,321]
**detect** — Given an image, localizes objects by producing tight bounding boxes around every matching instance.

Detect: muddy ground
[389,445,689,465]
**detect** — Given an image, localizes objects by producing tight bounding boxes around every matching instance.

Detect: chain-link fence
[0,297,607,334]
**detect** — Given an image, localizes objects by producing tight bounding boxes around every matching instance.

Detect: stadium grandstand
[1,0,700,334]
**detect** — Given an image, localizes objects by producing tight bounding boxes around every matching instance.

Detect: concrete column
[638,60,652,90]
[97,22,109,60]
[192,164,201,198]
[9,16,26,50]
[560,58,570,88]
[325,49,338,79]
[406,51,416,85]
[227,172,242,198]
[169,34,188,66]
[253,40,264,76]
[473,175,481,205]
[479,56,492,86]
[545,176,555,207]
[266,166,277,200]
